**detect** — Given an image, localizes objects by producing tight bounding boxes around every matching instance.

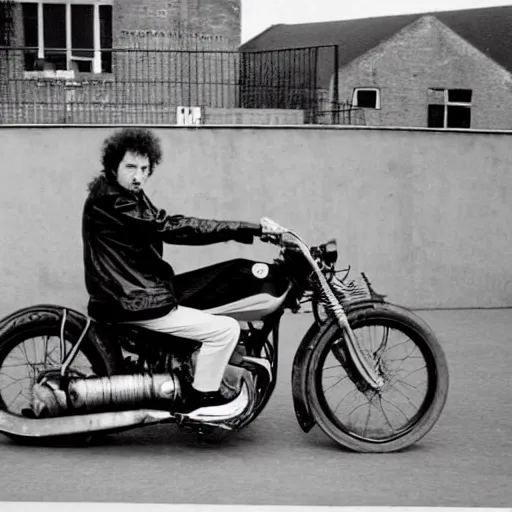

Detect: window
[0,1,15,46]
[352,88,381,109]
[19,0,113,75]
[428,88,472,129]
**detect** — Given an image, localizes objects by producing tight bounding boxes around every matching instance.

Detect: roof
[239,5,512,86]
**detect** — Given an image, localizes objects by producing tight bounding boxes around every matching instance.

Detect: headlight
[311,239,338,266]
[322,239,338,265]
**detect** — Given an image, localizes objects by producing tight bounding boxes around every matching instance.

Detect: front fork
[331,305,384,391]
[291,238,385,392]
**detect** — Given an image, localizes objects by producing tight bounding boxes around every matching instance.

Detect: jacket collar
[103,172,144,200]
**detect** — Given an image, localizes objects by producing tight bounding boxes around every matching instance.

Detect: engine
[31,372,181,418]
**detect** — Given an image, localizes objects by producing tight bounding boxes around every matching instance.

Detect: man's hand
[260,217,288,244]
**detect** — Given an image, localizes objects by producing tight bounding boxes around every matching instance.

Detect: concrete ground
[0,309,511,507]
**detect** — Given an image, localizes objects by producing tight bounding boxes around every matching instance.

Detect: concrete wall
[0,126,511,317]
[202,108,305,125]
[334,16,512,130]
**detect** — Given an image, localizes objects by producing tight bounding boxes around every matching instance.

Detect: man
[82,128,284,413]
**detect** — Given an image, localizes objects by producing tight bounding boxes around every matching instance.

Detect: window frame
[352,87,381,109]
[15,0,113,76]
[427,88,473,129]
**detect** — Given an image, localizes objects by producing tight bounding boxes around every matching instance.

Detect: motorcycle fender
[0,303,92,335]
[0,303,126,371]
[291,320,320,432]
[291,299,381,433]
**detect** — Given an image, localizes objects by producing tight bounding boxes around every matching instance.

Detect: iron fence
[0,45,363,125]
[317,101,367,125]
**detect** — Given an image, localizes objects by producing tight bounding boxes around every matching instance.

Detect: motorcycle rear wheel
[0,308,122,445]
[307,303,449,453]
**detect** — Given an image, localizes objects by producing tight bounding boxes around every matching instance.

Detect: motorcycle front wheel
[306,303,449,453]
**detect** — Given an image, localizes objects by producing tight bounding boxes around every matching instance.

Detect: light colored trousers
[128,305,241,392]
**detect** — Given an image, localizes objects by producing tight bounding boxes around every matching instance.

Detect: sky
[241,0,512,42]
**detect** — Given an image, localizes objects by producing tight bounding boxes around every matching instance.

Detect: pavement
[0,308,511,507]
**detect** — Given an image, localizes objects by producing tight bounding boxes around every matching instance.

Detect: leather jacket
[82,174,262,322]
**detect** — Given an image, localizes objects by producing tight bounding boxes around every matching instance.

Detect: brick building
[240,6,512,130]
[1,0,243,123]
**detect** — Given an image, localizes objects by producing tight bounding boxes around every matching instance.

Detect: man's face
[116,151,150,193]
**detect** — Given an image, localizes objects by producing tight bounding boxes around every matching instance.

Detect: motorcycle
[0,219,449,453]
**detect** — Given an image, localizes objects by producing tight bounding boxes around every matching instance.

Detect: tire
[306,303,449,453]
[0,308,123,445]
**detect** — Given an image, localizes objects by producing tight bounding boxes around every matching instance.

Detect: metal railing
[0,45,363,125]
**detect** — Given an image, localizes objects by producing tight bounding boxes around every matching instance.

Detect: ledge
[2,123,512,135]
[22,71,115,83]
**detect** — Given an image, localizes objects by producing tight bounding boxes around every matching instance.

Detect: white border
[1,506,511,512]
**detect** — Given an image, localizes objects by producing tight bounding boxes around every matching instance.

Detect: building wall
[0,125,511,317]
[115,0,240,50]
[0,0,242,123]
[333,16,512,129]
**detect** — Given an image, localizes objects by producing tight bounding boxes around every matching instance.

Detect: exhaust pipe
[0,379,255,439]
[0,409,175,439]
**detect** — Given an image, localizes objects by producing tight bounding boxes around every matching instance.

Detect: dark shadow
[0,422,258,453]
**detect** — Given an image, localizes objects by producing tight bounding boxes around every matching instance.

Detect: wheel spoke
[32,338,39,367]
[388,383,419,408]
[43,335,50,366]
[333,388,359,414]
[375,394,396,433]
[395,378,427,391]
[6,390,23,409]
[323,364,344,371]
[389,364,426,382]
[19,342,32,366]
[380,395,409,421]
[1,376,30,392]
[1,362,40,369]
[323,374,348,392]
[348,396,374,418]
[385,356,424,361]
[385,337,413,352]
[386,344,419,377]
[0,372,29,383]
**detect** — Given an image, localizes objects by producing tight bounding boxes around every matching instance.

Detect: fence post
[310,46,319,124]
[332,44,339,124]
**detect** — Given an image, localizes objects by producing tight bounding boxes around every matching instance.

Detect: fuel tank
[173,259,291,321]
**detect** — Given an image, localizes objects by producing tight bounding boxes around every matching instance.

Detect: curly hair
[100,128,163,177]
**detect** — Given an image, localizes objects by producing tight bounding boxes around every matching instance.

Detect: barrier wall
[0,125,511,316]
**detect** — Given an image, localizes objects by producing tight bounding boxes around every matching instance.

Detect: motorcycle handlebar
[260,230,307,254]
[259,219,338,266]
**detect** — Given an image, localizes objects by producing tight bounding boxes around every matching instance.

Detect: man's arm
[96,194,262,246]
